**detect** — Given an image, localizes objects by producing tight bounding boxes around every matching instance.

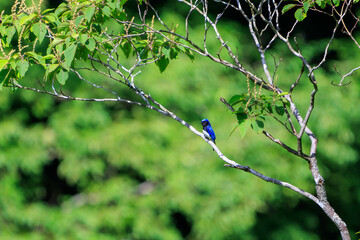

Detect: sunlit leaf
[79,34,89,45]
[229,94,245,106]
[44,13,57,23]
[25,51,42,62]
[315,0,327,8]
[0,69,11,90]
[63,43,77,70]
[56,69,69,85]
[5,27,16,47]
[74,15,85,26]
[277,92,290,97]
[16,60,29,77]
[238,118,251,138]
[332,0,340,6]
[102,6,111,17]
[32,22,47,44]
[0,59,9,71]
[48,63,59,73]
[162,43,171,59]
[303,0,311,13]
[282,4,297,14]
[85,6,96,22]
[42,8,55,14]
[20,13,38,25]
[294,8,307,21]
[85,38,96,52]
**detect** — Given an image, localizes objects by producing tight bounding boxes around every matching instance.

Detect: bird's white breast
[203,130,211,140]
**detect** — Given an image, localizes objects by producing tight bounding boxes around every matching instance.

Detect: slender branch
[224,164,320,206]
[332,64,359,86]
[262,130,310,161]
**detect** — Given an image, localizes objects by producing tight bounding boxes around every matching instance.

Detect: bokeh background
[1,0,360,239]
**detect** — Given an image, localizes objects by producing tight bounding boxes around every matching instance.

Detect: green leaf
[280,97,290,107]
[229,94,245,106]
[20,13,38,25]
[50,37,65,48]
[0,25,5,37]
[63,43,77,70]
[16,60,29,77]
[162,43,171,58]
[56,69,69,85]
[25,51,42,62]
[332,0,340,6]
[113,11,127,21]
[40,54,56,65]
[277,91,290,97]
[5,27,16,47]
[41,54,56,61]
[85,38,96,52]
[120,0,128,6]
[170,47,178,59]
[155,56,169,73]
[107,1,116,9]
[294,8,307,21]
[74,15,85,26]
[238,118,252,138]
[32,22,47,44]
[275,105,285,116]
[315,0,327,8]
[55,43,64,56]
[121,41,131,58]
[14,19,22,34]
[48,63,59,73]
[139,48,149,59]
[102,6,111,17]
[44,13,57,24]
[79,34,89,45]
[0,59,9,71]
[55,3,69,16]
[266,103,273,113]
[42,8,55,14]
[0,69,11,90]
[282,4,297,14]
[58,22,70,32]
[184,48,195,61]
[303,1,311,13]
[236,112,248,125]
[251,119,265,133]
[71,32,79,40]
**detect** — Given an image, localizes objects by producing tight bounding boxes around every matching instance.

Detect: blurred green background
[1,1,360,239]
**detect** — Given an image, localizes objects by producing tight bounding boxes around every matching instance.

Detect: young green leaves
[228,91,290,137]
[0,0,188,89]
[0,0,127,87]
[282,0,345,22]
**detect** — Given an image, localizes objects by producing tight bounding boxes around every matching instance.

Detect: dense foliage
[0,0,360,239]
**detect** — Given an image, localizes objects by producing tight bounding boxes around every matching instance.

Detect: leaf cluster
[228,90,290,137]
[0,0,189,89]
[281,0,350,21]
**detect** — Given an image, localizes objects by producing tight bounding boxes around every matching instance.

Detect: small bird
[201,119,216,144]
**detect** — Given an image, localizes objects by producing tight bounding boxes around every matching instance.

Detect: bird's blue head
[201,119,210,127]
